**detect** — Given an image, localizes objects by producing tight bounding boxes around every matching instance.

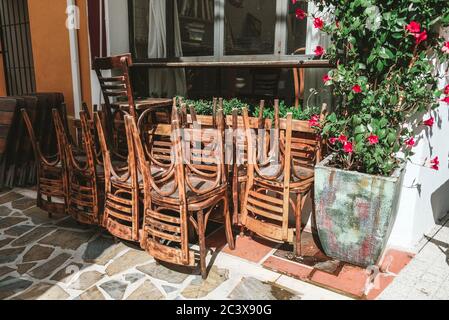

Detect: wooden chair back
[293,47,306,108]
[93,53,136,118]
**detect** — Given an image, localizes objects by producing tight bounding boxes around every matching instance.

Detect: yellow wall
[27,0,91,116]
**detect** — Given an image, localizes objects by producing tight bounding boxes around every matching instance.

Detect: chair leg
[223,197,235,250]
[294,193,303,257]
[197,210,208,280]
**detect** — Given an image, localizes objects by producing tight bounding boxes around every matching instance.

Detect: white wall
[388,29,449,251]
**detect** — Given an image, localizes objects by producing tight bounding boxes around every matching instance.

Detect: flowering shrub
[297,0,449,175]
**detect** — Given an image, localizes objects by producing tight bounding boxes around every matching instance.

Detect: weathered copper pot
[314,154,405,267]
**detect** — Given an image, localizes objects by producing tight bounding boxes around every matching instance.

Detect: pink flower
[343,142,354,154]
[352,85,362,93]
[405,137,415,148]
[329,137,338,145]
[444,85,449,95]
[414,30,427,45]
[431,156,439,171]
[309,115,320,127]
[322,74,331,83]
[442,42,449,54]
[295,8,306,20]
[405,21,421,34]
[368,134,379,145]
[314,17,324,29]
[423,116,434,127]
[441,96,449,104]
[291,0,297,4]
[314,46,325,57]
[339,135,348,143]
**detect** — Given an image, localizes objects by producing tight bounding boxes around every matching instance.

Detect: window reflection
[224,0,276,55]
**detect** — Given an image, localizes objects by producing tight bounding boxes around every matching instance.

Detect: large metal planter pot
[314,154,405,267]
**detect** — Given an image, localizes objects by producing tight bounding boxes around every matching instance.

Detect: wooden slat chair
[53,109,105,225]
[293,47,307,108]
[131,107,235,279]
[241,105,321,258]
[21,108,67,217]
[230,100,267,226]
[94,111,143,242]
[93,54,172,119]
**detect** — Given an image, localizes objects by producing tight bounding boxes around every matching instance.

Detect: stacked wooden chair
[127,105,235,279]
[240,104,322,258]
[21,108,67,217]
[52,109,105,225]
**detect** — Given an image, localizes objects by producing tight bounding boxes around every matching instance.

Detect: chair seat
[151,175,227,209]
[253,165,315,192]
[114,98,173,111]
[110,165,167,190]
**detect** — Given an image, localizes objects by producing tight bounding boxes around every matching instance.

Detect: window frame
[128,0,314,63]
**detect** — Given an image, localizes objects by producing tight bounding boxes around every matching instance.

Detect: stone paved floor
[0,188,349,300]
[379,216,449,300]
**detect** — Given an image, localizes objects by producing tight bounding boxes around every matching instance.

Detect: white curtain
[148,0,187,97]
[304,2,333,110]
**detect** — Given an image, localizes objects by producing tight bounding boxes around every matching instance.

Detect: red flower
[352,85,362,93]
[405,21,421,34]
[291,0,297,4]
[444,85,449,95]
[441,96,449,104]
[423,116,434,127]
[314,17,324,29]
[295,8,306,20]
[314,46,325,57]
[414,30,427,45]
[329,137,338,145]
[431,156,439,171]
[368,134,379,145]
[322,74,331,83]
[309,115,320,127]
[405,137,415,148]
[442,42,449,54]
[336,20,340,28]
[343,142,354,154]
[339,135,348,143]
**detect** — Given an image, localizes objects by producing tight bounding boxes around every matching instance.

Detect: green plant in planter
[309,0,449,176]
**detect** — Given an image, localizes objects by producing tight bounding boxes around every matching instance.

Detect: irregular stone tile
[12,283,69,300]
[182,267,229,299]
[124,273,145,284]
[22,245,54,263]
[99,280,128,300]
[11,212,24,217]
[56,217,92,231]
[11,226,56,247]
[0,277,33,299]
[70,271,104,291]
[228,277,301,300]
[50,263,84,283]
[11,197,36,211]
[0,266,15,278]
[28,253,71,280]
[0,217,27,229]
[4,225,34,237]
[162,285,177,294]
[82,235,121,265]
[136,263,189,284]
[0,237,13,248]
[0,247,26,264]
[0,206,12,217]
[38,229,95,250]
[126,280,164,300]
[77,286,105,300]
[106,250,152,276]
[0,192,23,205]
[17,263,36,275]
[22,206,54,225]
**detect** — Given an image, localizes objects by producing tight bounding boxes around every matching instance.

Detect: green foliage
[312,0,449,176]
[178,97,320,120]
